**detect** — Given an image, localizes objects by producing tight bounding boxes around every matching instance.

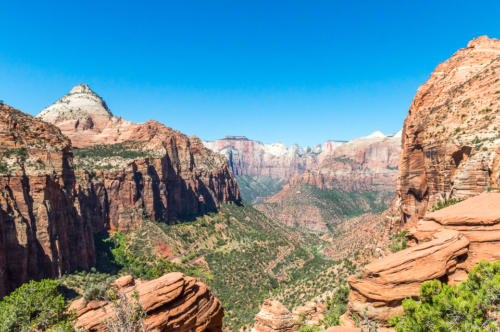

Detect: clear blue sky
[1,1,499,146]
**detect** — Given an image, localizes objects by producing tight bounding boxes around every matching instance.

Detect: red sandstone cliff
[204,131,400,188]
[397,36,500,225]
[38,84,240,231]
[0,104,95,298]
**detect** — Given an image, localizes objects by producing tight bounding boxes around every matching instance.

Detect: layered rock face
[291,132,401,192]
[203,137,323,181]
[0,104,95,298]
[38,84,240,231]
[397,36,500,225]
[71,273,223,332]
[204,132,401,189]
[345,192,500,325]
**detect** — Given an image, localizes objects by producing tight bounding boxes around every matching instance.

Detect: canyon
[205,131,401,231]
[0,35,499,332]
[249,36,500,332]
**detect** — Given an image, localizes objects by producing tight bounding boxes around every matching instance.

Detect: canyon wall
[204,131,400,189]
[397,36,500,225]
[0,85,241,297]
[0,104,95,298]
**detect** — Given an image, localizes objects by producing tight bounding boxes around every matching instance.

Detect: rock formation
[71,272,223,332]
[397,36,500,225]
[0,104,95,298]
[345,192,500,326]
[252,300,297,332]
[38,84,240,231]
[204,132,401,189]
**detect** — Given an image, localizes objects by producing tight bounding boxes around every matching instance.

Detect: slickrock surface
[38,84,240,231]
[397,36,500,225]
[345,192,500,325]
[71,273,223,332]
[0,104,95,298]
[252,300,297,332]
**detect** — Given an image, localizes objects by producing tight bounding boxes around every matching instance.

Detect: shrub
[321,284,349,327]
[83,278,112,304]
[0,279,75,332]
[430,197,463,212]
[389,261,500,332]
[104,289,149,332]
[389,231,408,252]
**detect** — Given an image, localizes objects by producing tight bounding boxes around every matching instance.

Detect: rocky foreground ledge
[344,192,500,326]
[70,273,223,332]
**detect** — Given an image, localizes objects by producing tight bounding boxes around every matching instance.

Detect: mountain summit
[37,83,112,124]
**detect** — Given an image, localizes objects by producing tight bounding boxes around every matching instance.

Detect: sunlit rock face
[396,36,500,225]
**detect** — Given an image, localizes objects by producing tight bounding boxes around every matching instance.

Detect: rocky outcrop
[397,36,500,225]
[252,300,297,332]
[0,104,95,298]
[38,84,240,231]
[71,273,223,332]
[345,192,500,326]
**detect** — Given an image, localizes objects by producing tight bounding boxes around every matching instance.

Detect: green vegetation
[235,174,285,204]
[430,197,463,212]
[0,279,75,332]
[321,283,349,326]
[55,202,343,331]
[389,230,408,252]
[390,261,500,332]
[73,141,160,170]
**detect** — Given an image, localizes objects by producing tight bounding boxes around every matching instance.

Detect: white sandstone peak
[37,83,112,123]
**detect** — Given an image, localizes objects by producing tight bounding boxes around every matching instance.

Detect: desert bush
[0,279,75,332]
[104,289,149,332]
[389,261,500,331]
[431,197,463,212]
[389,230,408,252]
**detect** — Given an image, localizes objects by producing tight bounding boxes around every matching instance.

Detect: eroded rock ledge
[345,192,500,326]
[71,273,223,332]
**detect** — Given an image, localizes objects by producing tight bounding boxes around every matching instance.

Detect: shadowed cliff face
[0,104,95,298]
[397,36,500,225]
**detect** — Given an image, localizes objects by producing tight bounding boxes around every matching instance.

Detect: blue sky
[1,1,499,146]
